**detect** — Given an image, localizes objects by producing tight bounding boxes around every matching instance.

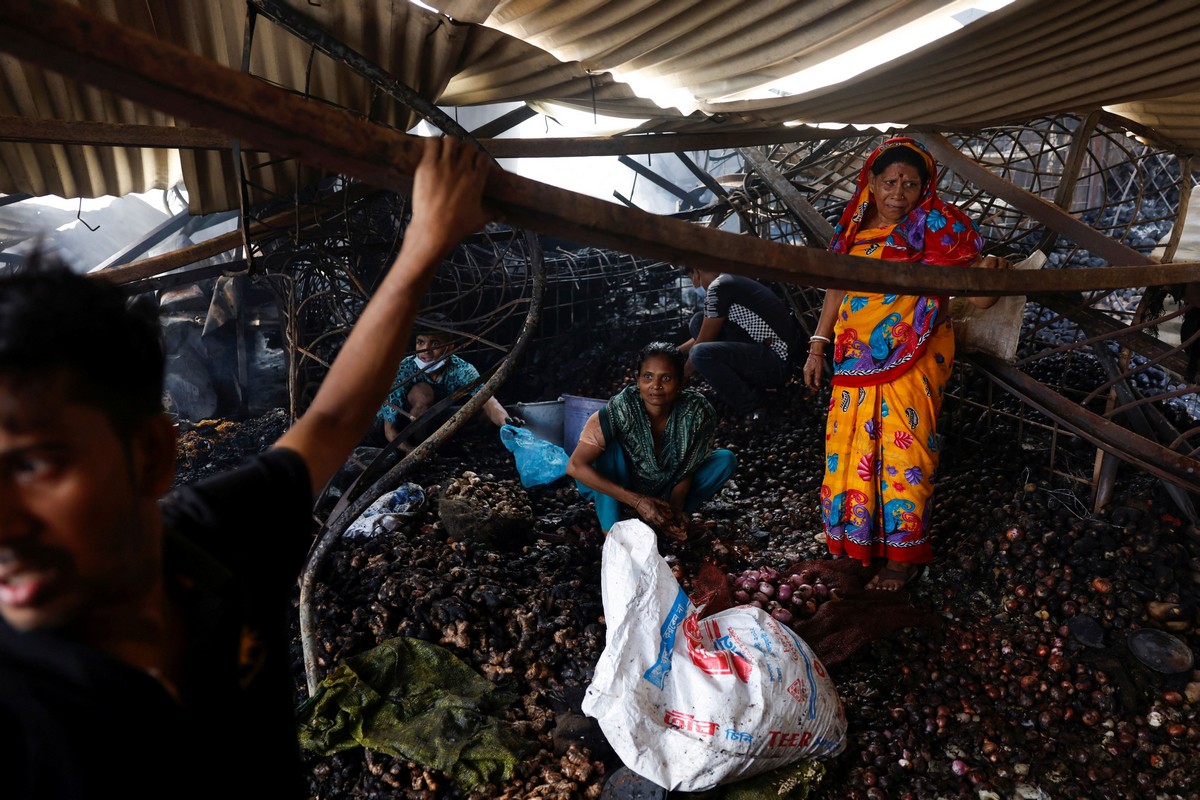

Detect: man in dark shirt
[678,267,798,420]
[0,136,493,799]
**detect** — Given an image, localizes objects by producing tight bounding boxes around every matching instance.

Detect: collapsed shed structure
[2,0,1199,514]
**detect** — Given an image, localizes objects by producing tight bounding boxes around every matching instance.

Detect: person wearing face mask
[374,313,519,445]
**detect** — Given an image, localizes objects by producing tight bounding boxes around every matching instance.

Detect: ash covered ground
[174,345,1200,800]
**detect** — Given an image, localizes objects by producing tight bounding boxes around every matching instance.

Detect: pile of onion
[726,565,833,625]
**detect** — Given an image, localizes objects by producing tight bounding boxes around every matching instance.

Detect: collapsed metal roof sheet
[0,0,1196,216]
[690,0,1200,130]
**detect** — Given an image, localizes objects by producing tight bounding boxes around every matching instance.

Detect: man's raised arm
[275,137,495,494]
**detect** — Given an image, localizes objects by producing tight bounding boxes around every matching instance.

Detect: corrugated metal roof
[695,0,1200,129]
[0,0,1196,215]
[472,0,963,108]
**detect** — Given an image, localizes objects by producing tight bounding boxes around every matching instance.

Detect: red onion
[776,584,793,602]
[794,584,814,600]
[758,581,775,597]
[813,582,830,600]
[771,607,793,623]
[753,591,770,605]
[733,590,750,603]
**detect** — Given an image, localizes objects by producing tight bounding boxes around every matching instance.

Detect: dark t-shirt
[0,448,314,800]
[704,273,797,363]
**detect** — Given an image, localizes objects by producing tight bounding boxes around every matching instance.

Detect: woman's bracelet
[810,334,832,344]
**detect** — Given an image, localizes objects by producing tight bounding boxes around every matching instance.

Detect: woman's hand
[973,254,1009,270]
[661,517,688,541]
[806,291,843,395]
[965,254,1010,309]
[803,351,825,393]
[664,503,690,541]
[633,495,677,529]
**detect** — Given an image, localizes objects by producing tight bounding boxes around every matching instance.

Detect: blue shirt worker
[678,267,798,421]
[376,316,515,444]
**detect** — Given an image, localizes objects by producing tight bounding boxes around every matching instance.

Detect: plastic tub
[561,394,607,454]
[510,400,565,448]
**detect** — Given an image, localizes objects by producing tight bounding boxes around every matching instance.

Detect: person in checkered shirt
[678,267,799,421]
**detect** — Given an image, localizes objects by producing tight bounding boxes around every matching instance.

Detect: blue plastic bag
[500,424,569,488]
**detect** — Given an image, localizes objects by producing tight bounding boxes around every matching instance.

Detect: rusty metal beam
[93,229,244,285]
[674,150,755,231]
[1051,111,1103,213]
[5,0,1200,297]
[967,352,1200,493]
[247,0,469,140]
[1092,449,1119,514]
[1036,110,1102,255]
[94,206,200,271]
[471,105,537,139]
[1099,109,1199,158]
[232,4,258,275]
[480,126,861,159]
[120,259,245,296]
[740,146,835,249]
[0,112,855,161]
[1160,154,1194,264]
[618,154,704,208]
[93,183,381,285]
[1035,293,1190,379]
[912,130,1155,268]
[0,114,231,149]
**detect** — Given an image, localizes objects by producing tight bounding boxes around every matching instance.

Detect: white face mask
[415,354,447,372]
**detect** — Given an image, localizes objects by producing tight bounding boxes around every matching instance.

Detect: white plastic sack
[948,249,1046,363]
[582,520,846,792]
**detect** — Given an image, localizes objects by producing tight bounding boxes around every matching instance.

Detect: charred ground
[174,347,1200,800]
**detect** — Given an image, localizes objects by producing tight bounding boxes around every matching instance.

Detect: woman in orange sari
[802,137,1006,590]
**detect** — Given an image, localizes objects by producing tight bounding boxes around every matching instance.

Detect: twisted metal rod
[298,229,546,695]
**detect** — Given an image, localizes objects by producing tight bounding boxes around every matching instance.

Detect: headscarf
[827,137,982,267]
[825,137,983,388]
[599,385,716,499]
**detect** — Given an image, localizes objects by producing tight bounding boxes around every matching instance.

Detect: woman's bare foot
[865,560,925,591]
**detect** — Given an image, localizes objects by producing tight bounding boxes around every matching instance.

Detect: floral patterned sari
[821,139,982,566]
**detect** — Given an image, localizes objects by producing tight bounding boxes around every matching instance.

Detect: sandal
[865,561,927,592]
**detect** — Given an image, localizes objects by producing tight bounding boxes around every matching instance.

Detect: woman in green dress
[568,342,736,539]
